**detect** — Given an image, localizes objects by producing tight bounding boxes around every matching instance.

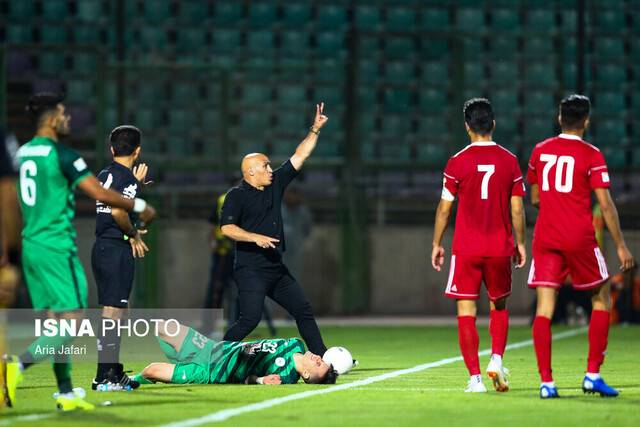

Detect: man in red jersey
[527,94,635,399]
[432,98,527,393]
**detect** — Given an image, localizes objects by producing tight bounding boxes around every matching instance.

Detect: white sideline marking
[160,327,587,427]
[0,413,53,425]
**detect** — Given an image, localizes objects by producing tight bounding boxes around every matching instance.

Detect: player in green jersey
[2,93,156,411]
[135,320,338,386]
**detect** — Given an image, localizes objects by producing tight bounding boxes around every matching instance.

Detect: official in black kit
[220,103,329,356]
[91,125,150,391]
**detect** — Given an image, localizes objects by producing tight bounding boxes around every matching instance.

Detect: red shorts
[444,255,512,301]
[528,245,609,290]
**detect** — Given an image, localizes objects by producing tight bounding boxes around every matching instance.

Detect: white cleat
[486,358,510,392]
[465,375,488,393]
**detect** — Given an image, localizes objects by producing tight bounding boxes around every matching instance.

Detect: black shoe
[92,364,140,391]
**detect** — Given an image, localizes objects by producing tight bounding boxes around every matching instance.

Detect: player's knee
[492,298,507,311]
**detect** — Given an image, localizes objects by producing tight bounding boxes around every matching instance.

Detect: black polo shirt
[95,161,139,243]
[220,159,299,268]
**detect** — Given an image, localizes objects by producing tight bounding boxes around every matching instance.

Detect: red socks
[587,310,610,373]
[489,309,509,356]
[457,316,480,376]
[533,315,553,382]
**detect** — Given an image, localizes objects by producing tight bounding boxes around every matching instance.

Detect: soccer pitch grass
[4,325,639,427]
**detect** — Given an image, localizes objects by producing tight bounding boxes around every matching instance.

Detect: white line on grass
[160,327,588,427]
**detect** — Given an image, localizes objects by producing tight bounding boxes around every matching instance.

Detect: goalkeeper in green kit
[135,320,338,386]
[2,93,156,411]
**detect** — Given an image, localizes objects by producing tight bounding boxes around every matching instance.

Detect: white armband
[133,198,147,213]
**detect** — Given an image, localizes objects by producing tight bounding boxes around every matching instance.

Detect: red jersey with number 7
[442,141,526,257]
[526,134,610,251]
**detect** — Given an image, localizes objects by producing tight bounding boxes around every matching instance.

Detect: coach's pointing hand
[253,234,280,249]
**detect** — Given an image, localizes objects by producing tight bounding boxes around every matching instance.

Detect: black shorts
[91,239,134,308]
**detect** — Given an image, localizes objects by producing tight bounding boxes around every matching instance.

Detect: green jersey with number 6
[17,136,90,252]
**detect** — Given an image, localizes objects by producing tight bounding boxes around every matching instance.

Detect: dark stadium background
[1,0,638,316]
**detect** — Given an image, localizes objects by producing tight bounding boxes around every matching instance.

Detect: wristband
[309,126,320,135]
[133,198,147,213]
[256,377,264,385]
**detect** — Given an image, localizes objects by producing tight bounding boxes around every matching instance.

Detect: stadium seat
[105,82,117,105]
[380,141,412,161]
[104,108,118,129]
[386,7,416,31]
[39,52,67,75]
[595,120,627,145]
[73,25,102,44]
[138,28,168,51]
[416,143,447,166]
[42,0,70,21]
[461,37,485,60]
[211,30,241,54]
[76,0,103,23]
[313,85,343,106]
[601,147,627,169]
[383,88,412,113]
[66,80,93,103]
[201,109,221,133]
[523,37,553,56]
[234,111,272,137]
[248,3,277,29]
[492,90,520,115]
[632,148,640,168]
[6,26,34,43]
[246,31,276,54]
[418,38,449,59]
[524,91,554,114]
[40,25,68,44]
[456,8,485,30]
[142,0,172,24]
[594,37,625,59]
[72,53,97,75]
[420,62,448,85]
[358,60,381,84]
[490,62,518,84]
[493,114,519,145]
[384,61,414,84]
[172,82,200,107]
[175,28,208,55]
[277,111,307,133]
[137,82,167,107]
[316,5,348,30]
[178,0,209,24]
[385,37,415,60]
[595,92,625,115]
[418,88,446,114]
[281,3,312,29]
[523,118,554,144]
[595,10,625,31]
[277,84,307,106]
[524,63,558,87]
[595,64,627,87]
[315,33,346,57]
[280,31,311,55]
[487,37,517,59]
[354,5,381,30]
[213,1,243,25]
[239,84,272,105]
[491,9,520,32]
[9,0,35,23]
[525,9,556,31]
[419,8,450,31]
[311,59,347,84]
[560,10,577,32]
[168,109,197,135]
[380,115,412,137]
[463,61,487,86]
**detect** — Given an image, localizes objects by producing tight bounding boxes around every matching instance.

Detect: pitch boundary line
[159,327,588,427]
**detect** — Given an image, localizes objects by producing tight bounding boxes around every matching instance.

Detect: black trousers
[223,264,327,355]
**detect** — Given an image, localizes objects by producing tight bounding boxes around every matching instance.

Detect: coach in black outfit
[220,103,328,356]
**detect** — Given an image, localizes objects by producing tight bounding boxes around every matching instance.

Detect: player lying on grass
[132,320,338,385]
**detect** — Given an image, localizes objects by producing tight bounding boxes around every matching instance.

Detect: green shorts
[22,241,88,311]
[163,327,217,384]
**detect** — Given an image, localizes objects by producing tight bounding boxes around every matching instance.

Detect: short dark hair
[318,365,338,384]
[560,94,590,129]
[463,98,494,135]
[110,125,141,156]
[26,92,64,125]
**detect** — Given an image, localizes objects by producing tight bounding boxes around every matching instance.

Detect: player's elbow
[141,363,162,380]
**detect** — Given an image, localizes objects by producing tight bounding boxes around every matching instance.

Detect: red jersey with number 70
[526,134,610,251]
[442,141,526,257]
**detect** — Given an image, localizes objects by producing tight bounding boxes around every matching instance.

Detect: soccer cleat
[2,355,23,408]
[582,376,619,397]
[539,384,559,399]
[486,358,510,392]
[92,364,140,391]
[464,376,488,393]
[55,391,95,412]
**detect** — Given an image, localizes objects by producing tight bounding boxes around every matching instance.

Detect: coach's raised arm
[289,102,329,171]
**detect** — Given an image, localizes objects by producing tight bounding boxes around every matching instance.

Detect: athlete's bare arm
[594,188,635,271]
[431,198,454,271]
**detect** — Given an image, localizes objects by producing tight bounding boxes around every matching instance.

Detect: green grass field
[3,325,640,427]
